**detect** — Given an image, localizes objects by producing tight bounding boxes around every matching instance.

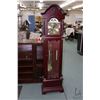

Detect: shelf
[18,58,33,61]
[19,72,33,74]
[18,60,33,66]
[36,59,43,63]
[18,65,32,67]
[18,79,42,83]
[18,72,34,79]
[36,64,43,68]
[18,79,33,83]
[18,67,33,72]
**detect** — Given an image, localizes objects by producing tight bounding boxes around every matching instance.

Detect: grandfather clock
[41,4,65,94]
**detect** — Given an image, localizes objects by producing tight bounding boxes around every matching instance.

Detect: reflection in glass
[47,41,60,79]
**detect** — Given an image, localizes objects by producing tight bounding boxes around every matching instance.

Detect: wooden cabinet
[41,4,65,94]
[18,43,43,83]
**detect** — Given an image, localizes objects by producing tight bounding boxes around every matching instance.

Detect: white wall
[20,9,83,25]
[20,10,34,23]
[64,9,83,25]
[20,10,42,23]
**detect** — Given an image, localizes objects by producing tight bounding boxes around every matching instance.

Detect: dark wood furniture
[41,4,65,94]
[18,43,43,83]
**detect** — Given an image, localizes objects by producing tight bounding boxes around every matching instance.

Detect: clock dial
[48,18,60,35]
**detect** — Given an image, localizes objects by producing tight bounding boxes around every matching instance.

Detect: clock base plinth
[42,78,64,94]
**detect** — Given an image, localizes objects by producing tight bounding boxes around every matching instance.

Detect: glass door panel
[47,40,60,79]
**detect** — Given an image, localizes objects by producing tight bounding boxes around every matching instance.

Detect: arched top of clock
[41,4,65,20]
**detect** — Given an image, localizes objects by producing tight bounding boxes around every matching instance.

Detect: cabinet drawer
[18,52,32,60]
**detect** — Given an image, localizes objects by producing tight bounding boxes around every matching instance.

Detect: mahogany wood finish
[18,43,43,83]
[41,4,65,94]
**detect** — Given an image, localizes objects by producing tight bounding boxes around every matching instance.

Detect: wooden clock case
[41,4,65,94]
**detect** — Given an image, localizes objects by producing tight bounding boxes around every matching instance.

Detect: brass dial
[48,18,60,35]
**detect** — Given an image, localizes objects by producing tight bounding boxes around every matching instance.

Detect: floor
[18,39,83,100]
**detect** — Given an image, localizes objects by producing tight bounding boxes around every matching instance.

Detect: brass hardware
[56,50,58,61]
[48,50,50,61]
